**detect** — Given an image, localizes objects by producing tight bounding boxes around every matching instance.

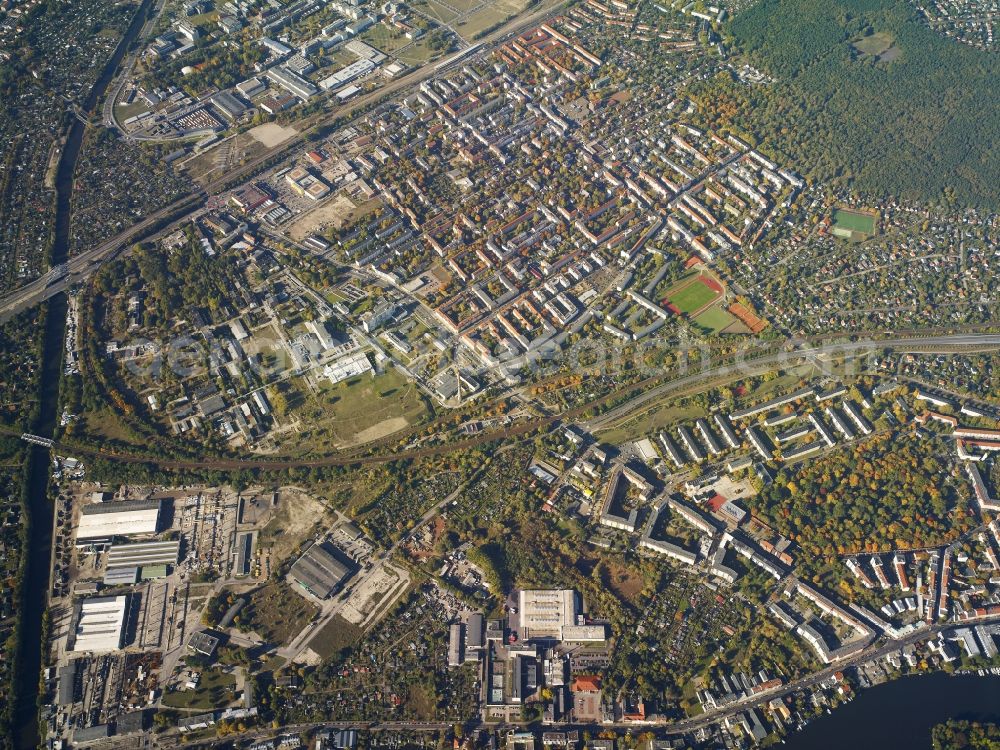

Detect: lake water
[784,672,1000,749]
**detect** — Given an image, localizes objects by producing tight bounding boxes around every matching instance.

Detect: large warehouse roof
[77,498,162,541]
[69,596,128,653]
[517,589,578,640]
[290,542,352,599]
[106,540,179,568]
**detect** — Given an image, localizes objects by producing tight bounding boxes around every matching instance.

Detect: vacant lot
[161,668,237,710]
[454,0,532,41]
[360,23,412,53]
[286,193,358,242]
[183,132,269,185]
[257,488,328,564]
[395,38,446,65]
[416,0,460,22]
[242,581,319,646]
[249,122,299,147]
[287,368,429,452]
[310,614,365,659]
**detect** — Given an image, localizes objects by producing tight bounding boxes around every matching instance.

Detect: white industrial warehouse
[68,596,129,653]
[76,498,163,544]
[517,589,579,640]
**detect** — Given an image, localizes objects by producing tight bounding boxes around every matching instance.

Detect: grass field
[359,24,412,54]
[394,37,445,65]
[692,304,737,333]
[113,101,150,122]
[285,368,429,453]
[310,614,365,660]
[161,668,236,710]
[414,0,461,23]
[666,277,721,315]
[852,31,894,58]
[455,6,509,39]
[455,0,532,41]
[242,582,318,646]
[832,208,877,236]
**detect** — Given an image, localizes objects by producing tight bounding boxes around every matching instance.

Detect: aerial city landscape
[0,0,999,746]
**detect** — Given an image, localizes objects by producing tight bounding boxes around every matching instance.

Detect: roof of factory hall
[289,542,353,599]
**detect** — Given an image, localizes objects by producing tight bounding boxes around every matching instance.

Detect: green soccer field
[668,279,720,314]
[692,304,736,333]
[833,208,876,235]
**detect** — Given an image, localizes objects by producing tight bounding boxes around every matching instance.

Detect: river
[11,0,154,746]
[783,672,1000,749]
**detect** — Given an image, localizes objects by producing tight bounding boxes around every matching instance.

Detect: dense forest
[933,721,1000,750]
[94,238,241,328]
[700,0,1000,208]
[748,431,974,556]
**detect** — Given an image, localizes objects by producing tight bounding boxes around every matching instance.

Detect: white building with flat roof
[322,350,372,385]
[518,589,578,640]
[69,596,128,653]
[77,498,163,543]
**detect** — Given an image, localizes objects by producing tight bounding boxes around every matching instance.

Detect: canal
[784,672,1000,749]
[11,0,154,746]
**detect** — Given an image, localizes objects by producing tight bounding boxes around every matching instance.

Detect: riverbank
[10,0,155,746]
[784,672,1000,749]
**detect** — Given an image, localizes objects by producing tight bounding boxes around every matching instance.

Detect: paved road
[103,0,168,134]
[0,192,206,322]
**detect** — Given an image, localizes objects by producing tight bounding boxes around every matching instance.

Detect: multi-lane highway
[0,192,206,322]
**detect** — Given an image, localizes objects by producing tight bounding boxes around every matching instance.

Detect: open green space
[455,4,516,40]
[832,208,876,235]
[395,37,446,65]
[239,582,318,646]
[667,278,720,315]
[442,0,483,12]
[413,0,461,23]
[359,24,413,54]
[113,100,150,122]
[285,367,429,452]
[718,0,1000,208]
[851,30,895,58]
[692,303,737,333]
[161,668,237,710]
[310,614,365,660]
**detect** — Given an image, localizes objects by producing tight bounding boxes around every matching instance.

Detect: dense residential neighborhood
[2,0,1000,747]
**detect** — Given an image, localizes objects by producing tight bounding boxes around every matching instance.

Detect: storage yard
[42,483,368,745]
